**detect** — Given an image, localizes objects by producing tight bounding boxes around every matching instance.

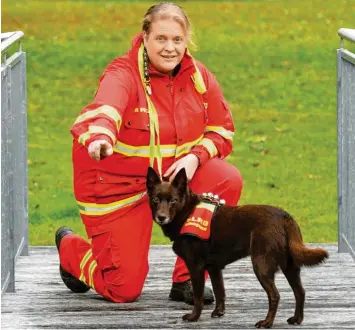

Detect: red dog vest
[180,201,218,240]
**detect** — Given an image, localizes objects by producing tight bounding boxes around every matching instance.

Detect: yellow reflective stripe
[74,105,122,131]
[79,249,92,284]
[88,260,98,290]
[138,43,163,178]
[197,138,218,157]
[79,273,86,282]
[89,125,117,144]
[77,126,117,146]
[196,202,216,213]
[175,135,203,158]
[80,249,92,269]
[77,191,146,216]
[191,72,206,94]
[78,132,91,145]
[113,141,176,157]
[187,49,207,94]
[113,135,204,159]
[147,97,162,177]
[205,126,234,140]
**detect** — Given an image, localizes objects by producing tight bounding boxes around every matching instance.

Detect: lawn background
[2,0,355,245]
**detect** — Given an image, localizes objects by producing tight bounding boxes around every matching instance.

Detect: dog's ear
[172,168,188,193]
[146,166,161,192]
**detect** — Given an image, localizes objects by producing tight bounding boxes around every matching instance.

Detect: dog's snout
[158,216,167,222]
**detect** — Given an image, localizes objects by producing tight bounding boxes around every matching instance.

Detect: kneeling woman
[56,2,243,304]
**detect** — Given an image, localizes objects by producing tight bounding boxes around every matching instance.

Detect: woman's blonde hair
[142,2,196,49]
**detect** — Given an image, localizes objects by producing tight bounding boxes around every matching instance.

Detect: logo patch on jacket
[180,202,217,240]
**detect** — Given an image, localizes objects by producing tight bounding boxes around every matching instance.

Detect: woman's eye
[175,37,182,42]
[153,197,160,203]
[157,36,165,41]
[170,198,177,204]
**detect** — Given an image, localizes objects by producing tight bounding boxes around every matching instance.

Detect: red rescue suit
[59,34,243,302]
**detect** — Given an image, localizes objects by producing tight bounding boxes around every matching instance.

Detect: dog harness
[180,193,225,240]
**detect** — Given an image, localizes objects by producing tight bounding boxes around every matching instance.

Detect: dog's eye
[153,197,160,203]
[170,198,177,204]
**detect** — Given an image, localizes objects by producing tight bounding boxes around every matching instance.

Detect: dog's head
[146,167,188,226]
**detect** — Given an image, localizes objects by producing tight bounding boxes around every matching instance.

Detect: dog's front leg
[182,265,205,322]
[208,266,225,318]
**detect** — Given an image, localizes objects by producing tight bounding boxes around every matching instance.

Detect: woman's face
[143,18,187,75]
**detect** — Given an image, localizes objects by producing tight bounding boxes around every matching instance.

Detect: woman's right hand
[88,140,113,161]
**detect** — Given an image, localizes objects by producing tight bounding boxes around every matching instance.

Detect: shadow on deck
[1,244,355,329]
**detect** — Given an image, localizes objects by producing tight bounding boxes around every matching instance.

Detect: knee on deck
[103,265,148,303]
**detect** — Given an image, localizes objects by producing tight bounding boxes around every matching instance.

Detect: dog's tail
[286,217,328,267]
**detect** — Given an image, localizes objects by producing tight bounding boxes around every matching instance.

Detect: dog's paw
[182,313,199,322]
[255,319,274,328]
[211,308,225,318]
[287,315,303,325]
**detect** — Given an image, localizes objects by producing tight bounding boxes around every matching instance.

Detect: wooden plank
[1,244,355,329]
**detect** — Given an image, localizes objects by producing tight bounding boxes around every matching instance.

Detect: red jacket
[71,34,234,224]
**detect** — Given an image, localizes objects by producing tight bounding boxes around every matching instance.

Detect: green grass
[3,0,355,245]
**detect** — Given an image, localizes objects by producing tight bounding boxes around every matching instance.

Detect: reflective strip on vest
[78,125,117,145]
[138,43,163,177]
[75,105,121,145]
[195,202,216,213]
[90,125,117,143]
[88,260,98,290]
[196,138,218,157]
[77,191,146,216]
[113,135,203,159]
[187,49,207,95]
[79,249,92,284]
[113,141,176,157]
[78,131,91,145]
[175,135,204,158]
[74,105,122,131]
[205,126,234,140]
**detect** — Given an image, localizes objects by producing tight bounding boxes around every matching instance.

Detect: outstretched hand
[164,154,200,182]
[88,140,113,161]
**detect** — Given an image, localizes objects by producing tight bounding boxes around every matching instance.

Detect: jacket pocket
[91,232,124,288]
[92,232,119,271]
[94,171,146,198]
[123,110,150,131]
[180,97,207,127]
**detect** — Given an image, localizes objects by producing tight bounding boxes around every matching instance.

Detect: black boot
[169,280,214,305]
[55,226,90,293]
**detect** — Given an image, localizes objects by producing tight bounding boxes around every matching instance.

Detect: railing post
[1,31,28,295]
[19,43,29,257]
[337,28,355,261]
[1,61,15,293]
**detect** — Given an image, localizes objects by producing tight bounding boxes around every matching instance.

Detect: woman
[56,2,243,304]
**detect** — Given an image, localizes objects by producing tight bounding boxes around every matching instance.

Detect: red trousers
[59,158,243,302]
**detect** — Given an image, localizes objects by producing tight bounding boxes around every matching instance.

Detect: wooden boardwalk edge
[1,244,355,329]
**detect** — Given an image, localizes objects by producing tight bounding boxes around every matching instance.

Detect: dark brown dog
[146,167,328,328]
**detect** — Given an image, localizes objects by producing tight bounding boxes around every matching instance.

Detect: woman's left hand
[164,154,200,182]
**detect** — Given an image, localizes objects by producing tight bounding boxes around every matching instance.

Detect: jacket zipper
[167,76,174,95]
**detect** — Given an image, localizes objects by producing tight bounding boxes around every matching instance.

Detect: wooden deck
[1,244,355,329]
